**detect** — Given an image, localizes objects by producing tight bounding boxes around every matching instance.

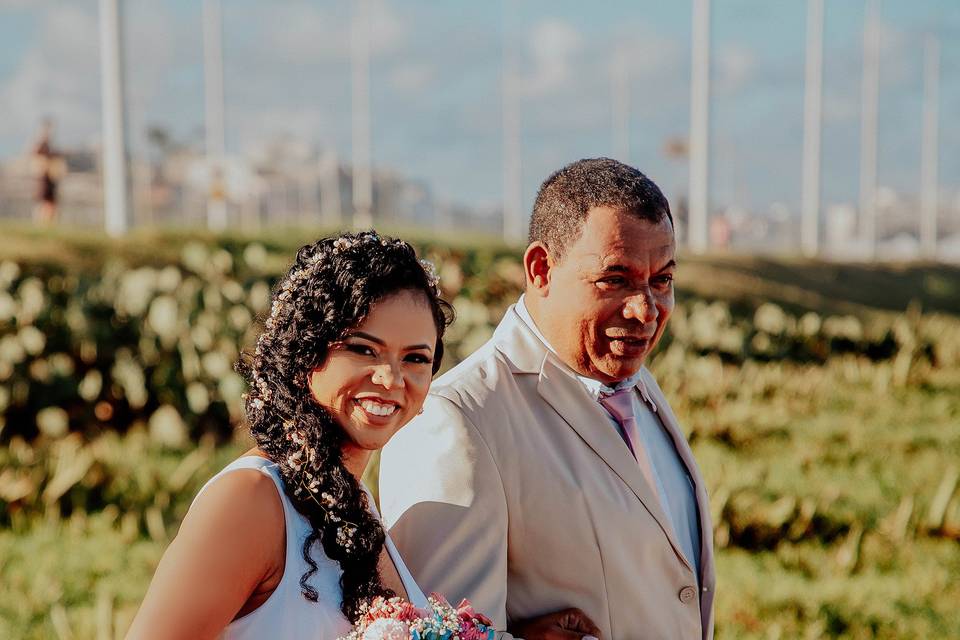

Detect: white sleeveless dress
[188,456,428,640]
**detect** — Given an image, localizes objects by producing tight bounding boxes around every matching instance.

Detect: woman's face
[308,289,438,468]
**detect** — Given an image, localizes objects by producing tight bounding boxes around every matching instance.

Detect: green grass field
[1,226,959,638]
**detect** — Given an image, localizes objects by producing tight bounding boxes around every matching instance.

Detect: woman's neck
[341,445,373,483]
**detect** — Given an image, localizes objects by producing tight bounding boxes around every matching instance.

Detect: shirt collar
[515,294,647,400]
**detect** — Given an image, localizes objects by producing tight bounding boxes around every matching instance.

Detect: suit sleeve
[379,393,516,636]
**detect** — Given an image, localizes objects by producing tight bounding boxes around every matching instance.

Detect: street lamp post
[801,0,824,258]
[98,0,130,237]
[688,0,711,254]
[920,36,940,260]
[859,0,880,260]
[501,0,523,244]
[351,0,373,230]
[203,0,228,232]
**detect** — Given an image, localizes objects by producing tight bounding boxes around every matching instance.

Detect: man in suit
[380,158,715,639]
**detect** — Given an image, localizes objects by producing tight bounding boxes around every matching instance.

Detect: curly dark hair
[235,231,453,621]
[528,157,673,262]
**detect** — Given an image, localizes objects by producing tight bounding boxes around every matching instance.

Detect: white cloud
[368,0,408,55]
[259,0,408,63]
[0,4,100,149]
[518,18,584,97]
[233,107,333,157]
[389,62,436,93]
[822,93,860,123]
[0,2,180,154]
[124,2,177,109]
[610,29,683,78]
[715,43,756,94]
[876,19,917,90]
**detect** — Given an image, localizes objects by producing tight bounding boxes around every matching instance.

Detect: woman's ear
[306,368,323,404]
[523,242,552,295]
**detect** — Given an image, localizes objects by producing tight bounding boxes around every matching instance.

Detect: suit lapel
[641,369,716,591]
[495,307,696,571]
[537,356,691,569]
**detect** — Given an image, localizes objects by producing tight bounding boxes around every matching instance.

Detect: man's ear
[523,242,552,296]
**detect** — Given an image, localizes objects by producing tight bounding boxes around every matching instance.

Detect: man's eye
[597,277,626,287]
[345,344,376,357]
[653,274,674,286]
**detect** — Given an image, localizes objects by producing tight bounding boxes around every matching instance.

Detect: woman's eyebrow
[345,331,433,353]
[343,331,384,345]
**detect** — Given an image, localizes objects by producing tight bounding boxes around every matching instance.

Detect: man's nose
[371,362,405,389]
[623,290,658,324]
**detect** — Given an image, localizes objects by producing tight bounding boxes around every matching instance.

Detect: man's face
[537,206,676,385]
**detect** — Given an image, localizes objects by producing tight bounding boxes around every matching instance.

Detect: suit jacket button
[679,586,697,604]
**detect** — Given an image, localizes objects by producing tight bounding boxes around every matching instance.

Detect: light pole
[612,48,630,163]
[801,0,824,258]
[688,0,711,254]
[203,0,227,231]
[920,36,940,260]
[501,0,523,244]
[859,0,880,260]
[351,0,373,229]
[98,0,130,237]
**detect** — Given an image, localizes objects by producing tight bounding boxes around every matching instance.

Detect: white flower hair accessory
[419,258,441,293]
[284,424,361,553]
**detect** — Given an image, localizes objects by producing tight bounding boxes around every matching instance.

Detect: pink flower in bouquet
[360,597,424,628]
[455,598,494,628]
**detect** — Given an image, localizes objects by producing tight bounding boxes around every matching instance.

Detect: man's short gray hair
[528,158,672,261]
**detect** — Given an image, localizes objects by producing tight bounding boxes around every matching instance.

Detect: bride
[126,232,600,640]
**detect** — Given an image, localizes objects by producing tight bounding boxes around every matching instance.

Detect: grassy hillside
[1,225,959,638]
[3,223,960,317]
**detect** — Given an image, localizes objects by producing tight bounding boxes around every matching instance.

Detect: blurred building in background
[0,136,503,235]
[0,1,957,258]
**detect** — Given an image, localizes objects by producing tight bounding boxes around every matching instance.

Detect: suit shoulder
[428,342,526,424]
[432,338,506,395]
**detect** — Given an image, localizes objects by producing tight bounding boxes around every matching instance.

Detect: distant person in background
[31,118,64,225]
[380,158,716,639]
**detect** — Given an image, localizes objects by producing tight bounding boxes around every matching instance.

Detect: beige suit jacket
[380,307,716,639]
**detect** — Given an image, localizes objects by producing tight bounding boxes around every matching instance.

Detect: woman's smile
[353,397,401,420]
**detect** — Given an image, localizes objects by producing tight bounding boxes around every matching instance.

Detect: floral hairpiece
[419,258,441,294]
[285,424,361,552]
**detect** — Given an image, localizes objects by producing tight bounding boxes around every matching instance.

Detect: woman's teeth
[358,399,397,416]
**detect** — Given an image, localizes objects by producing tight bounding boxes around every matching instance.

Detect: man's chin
[596,355,646,384]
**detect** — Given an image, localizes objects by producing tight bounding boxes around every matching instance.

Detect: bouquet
[340,594,496,640]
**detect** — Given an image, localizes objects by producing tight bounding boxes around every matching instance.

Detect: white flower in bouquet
[361,618,410,640]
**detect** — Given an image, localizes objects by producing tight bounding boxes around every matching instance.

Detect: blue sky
[0,0,957,216]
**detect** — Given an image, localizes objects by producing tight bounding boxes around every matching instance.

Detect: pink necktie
[599,388,661,501]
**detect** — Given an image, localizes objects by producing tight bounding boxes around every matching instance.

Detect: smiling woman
[125,231,453,640]
[308,289,440,478]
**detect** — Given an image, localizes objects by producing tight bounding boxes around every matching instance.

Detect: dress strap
[192,455,278,503]
[363,486,430,608]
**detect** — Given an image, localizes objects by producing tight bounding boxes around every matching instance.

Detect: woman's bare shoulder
[182,459,286,552]
[125,459,287,639]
